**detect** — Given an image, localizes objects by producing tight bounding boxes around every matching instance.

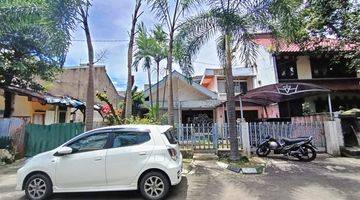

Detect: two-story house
[252,33,360,118]
[144,33,359,124]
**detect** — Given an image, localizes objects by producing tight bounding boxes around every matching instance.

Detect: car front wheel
[25,173,53,200]
[140,171,170,200]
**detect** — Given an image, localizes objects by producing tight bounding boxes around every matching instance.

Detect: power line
[193,61,220,66]
[72,39,128,43]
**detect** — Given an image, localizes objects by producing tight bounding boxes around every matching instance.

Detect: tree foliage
[0,0,77,88]
[282,0,360,69]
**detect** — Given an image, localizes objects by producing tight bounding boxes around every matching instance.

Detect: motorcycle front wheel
[297,145,316,162]
[256,146,271,157]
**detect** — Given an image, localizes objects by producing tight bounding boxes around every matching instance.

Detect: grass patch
[220,156,266,169]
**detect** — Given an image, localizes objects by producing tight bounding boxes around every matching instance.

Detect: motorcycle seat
[282,137,308,144]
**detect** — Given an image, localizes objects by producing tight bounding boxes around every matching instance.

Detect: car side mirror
[55,147,73,156]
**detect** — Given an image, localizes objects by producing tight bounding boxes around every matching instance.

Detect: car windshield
[164,128,177,144]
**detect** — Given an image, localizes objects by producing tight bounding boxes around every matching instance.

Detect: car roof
[92,124,173,134]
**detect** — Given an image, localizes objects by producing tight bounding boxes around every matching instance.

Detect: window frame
[275,55,298,80]
[66,131,112,154]
[109,130,152,149]
[233,81,248,94]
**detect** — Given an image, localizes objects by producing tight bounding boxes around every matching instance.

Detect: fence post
[324,120,342,156]
[178,124,181,145]
[241,122,251,156]
[213,123,218,152]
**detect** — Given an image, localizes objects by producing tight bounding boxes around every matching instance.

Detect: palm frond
[147,0,170,28]
[236,33,258,67]
[177,11,218,58]
[216,35,226,67]
[173,39,194,78]
[143,56,152,70]
[180,0,203,14]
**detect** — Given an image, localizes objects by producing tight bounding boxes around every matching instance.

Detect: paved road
[1,155,360,200]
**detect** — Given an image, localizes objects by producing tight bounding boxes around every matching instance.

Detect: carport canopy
[237,82,331,106]
[234,82,333,120]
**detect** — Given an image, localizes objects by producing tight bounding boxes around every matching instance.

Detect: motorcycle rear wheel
[256,146,271,157]
[297,145,316,162]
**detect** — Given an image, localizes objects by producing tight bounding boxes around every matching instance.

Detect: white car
[16,125,182,200]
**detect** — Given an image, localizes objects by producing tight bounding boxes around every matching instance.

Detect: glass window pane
[69,133,108,152]
[164,129,177,144]
[112,132,150,148]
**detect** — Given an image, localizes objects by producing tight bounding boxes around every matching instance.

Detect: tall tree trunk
[166,32,174,126]
[156,60,160,119]
[81,8,95,131]
[147,67,153,107]
[225,34,239,161]
[162,70,168,108]
[125,1,142,118]
[3,89,14,118]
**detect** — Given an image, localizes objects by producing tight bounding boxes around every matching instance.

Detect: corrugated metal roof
[1,85,85,108]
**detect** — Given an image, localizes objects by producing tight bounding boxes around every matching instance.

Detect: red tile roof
[252,33,356,53]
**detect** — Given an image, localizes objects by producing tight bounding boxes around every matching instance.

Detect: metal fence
[176,123,243,150]
[0,118,29,156]
[25,123,84,157]
[249,122,326,148]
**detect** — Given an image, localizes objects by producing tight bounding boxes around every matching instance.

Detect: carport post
[327,93,333,120]
[239,97,244,122]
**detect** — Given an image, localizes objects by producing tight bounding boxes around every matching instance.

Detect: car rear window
[164,129,177,144]
[112,132,151,148]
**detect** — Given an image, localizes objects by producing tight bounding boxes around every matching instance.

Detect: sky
[64,0,220,91]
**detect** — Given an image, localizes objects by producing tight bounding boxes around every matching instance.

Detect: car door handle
[94,157,102,161]
[139,152,148,156]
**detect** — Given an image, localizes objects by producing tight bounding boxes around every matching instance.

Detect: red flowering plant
[101,104,111,115]
[96,92,121,125]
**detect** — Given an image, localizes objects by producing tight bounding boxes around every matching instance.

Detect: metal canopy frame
[235,82,333,121]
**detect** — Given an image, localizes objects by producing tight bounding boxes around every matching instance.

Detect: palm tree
[147,0,201,126]
[133,24,168,118]
[151,25,168,112]
[133,23,155,107]
[178,0,298,160]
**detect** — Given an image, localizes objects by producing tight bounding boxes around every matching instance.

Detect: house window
[33,113,45,125]
[234,81,248,94]
[58,106,67,123]
[310,56,355,78]
[276,56,298,79]
[217,80,226,93]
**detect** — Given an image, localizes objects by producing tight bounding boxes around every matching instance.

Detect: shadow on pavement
[45,177,189,200]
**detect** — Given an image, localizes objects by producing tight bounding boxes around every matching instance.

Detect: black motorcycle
[256,136,317,162]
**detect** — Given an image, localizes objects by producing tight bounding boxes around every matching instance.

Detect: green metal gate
[25,123,84,157]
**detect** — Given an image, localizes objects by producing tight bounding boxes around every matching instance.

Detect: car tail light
[167,147,177,160]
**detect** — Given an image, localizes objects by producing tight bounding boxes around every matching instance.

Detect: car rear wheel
[140,171,170,200]
[25,173,52,200]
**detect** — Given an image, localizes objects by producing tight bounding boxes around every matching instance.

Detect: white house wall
[253,46,278,87]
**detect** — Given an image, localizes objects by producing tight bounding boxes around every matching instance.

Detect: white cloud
[65,1,224,91]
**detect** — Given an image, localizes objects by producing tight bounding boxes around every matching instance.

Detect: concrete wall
[324,120,343,156]
[0,91,71,124]
[206,77,218,93]
[252,46,278,87]
[43,66,121,107]
[296,56,312,79]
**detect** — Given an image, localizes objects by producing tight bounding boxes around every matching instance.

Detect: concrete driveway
[1,155,360,200]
